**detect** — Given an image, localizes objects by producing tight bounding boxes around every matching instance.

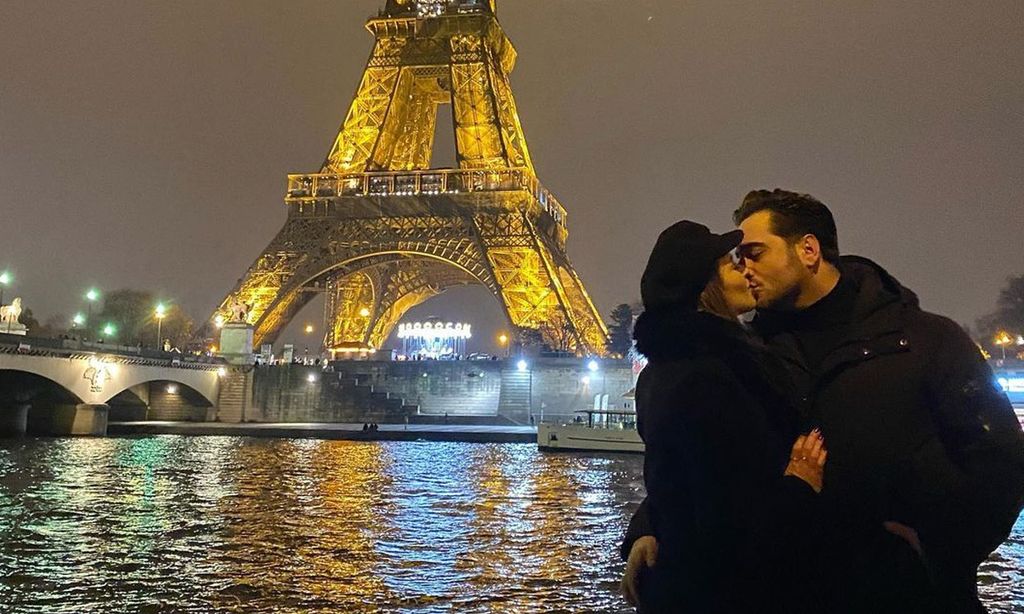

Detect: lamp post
[0,271,10,309]
[587,358,605,412]
[0,271,11,334]
[995,331,1013,361]
[498,333,508,358]
[85,288,100,337]
[517,359,533,423]
[304,324,314,364]
[155,303,167,350]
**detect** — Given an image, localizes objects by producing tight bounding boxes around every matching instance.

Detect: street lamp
[0,271,11,334]
[517,359,534,424]
[994,331,1013,360]
[498,333,509,358]
[102,323,116,338]
[155,303,167,349]
[85,288,100,333]
[72,313,85,328]
[305,324,314,334]
[0,271,10,308]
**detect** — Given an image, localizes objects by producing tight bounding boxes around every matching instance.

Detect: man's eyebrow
[737,241,767,249]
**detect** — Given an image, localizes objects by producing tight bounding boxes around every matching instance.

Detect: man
[621,189,1024,612]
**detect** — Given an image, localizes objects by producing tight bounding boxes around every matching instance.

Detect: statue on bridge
[227,299,251,324]
[0,297,22,324]
[0,297,27,335]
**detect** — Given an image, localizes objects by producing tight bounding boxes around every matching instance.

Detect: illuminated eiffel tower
[210,0,608,356]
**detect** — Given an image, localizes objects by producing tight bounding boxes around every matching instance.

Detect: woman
[620,220,826,612]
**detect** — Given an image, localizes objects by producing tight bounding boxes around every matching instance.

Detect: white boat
[537,409,644,454]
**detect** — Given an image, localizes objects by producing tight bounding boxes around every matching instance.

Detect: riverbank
[108,421,537,443]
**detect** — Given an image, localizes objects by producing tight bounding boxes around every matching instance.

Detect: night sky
[2,1,1022,352]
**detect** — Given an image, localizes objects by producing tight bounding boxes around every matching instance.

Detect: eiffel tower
[210,0,609,357]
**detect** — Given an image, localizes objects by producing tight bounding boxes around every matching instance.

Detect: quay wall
[247,358,635,425]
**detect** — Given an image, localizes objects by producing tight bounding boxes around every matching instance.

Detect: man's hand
[621,535,658,607]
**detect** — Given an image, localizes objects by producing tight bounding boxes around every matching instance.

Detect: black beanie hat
[640,221,743,311]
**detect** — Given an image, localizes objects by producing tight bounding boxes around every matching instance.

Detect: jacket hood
[841,255,919,315]
[633,309,750,362]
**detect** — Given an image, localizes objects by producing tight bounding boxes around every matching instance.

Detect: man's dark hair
[732,189,840,265]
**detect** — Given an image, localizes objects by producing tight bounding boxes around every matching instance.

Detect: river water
[0,437,1020,613]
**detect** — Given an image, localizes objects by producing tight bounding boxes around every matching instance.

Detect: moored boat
[537,409,644,454]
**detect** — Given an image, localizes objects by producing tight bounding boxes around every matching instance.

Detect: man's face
[736,211,806,310]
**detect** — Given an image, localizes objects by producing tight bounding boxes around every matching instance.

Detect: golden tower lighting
[206,0,608,356]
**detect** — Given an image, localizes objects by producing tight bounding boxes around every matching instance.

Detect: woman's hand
[784,429,827,493]
[621,535,658,607]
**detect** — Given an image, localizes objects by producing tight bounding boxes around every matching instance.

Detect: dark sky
[2,1,1022,352]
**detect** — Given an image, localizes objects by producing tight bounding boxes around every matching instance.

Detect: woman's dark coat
[627,309,820,613]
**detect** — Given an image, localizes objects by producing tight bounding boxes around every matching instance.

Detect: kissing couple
[619,189,1024,613]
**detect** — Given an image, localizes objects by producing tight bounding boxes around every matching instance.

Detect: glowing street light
[498,333,509,358]
[155,303,167,349]
[304,324,314,334]
[516,359,535,423]
[0,271,11,334]
[994,331,1014,360]
[84,288,100,331]
[587,359,599,372]
[72,313,85,327]
[102,323,116,338]
[0,271,10,309]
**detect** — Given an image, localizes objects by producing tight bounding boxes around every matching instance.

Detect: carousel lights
[397,321,472,340]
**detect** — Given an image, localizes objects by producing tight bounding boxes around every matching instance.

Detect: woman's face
[718,254,757,316]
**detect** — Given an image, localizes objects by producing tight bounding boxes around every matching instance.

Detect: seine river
[0,437,1021,613]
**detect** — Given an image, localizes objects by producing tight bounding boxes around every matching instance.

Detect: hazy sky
[2,1,1022,351]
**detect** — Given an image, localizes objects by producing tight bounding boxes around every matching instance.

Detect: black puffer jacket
[627,309,821,613]
[753,256,1024,613]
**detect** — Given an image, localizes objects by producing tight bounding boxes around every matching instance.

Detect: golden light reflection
[207,439,395,610]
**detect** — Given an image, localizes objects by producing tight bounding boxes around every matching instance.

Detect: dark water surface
[0,437,1020,613]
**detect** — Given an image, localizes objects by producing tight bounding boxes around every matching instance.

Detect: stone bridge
[0,334,236,436]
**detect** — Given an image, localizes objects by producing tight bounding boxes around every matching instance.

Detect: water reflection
[0,437,1019,613]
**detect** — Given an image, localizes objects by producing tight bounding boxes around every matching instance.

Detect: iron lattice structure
[209,0,608,355]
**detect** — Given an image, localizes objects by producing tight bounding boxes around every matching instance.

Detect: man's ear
[796,234,822,270]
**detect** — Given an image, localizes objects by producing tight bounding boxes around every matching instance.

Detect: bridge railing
[284,168,568,227]
[0,333,225,369]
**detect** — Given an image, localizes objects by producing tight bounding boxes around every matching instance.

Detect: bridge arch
[249,249,500,348]
[0,368,84,405]
[105,379,215,422]
[104,375,218,407]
